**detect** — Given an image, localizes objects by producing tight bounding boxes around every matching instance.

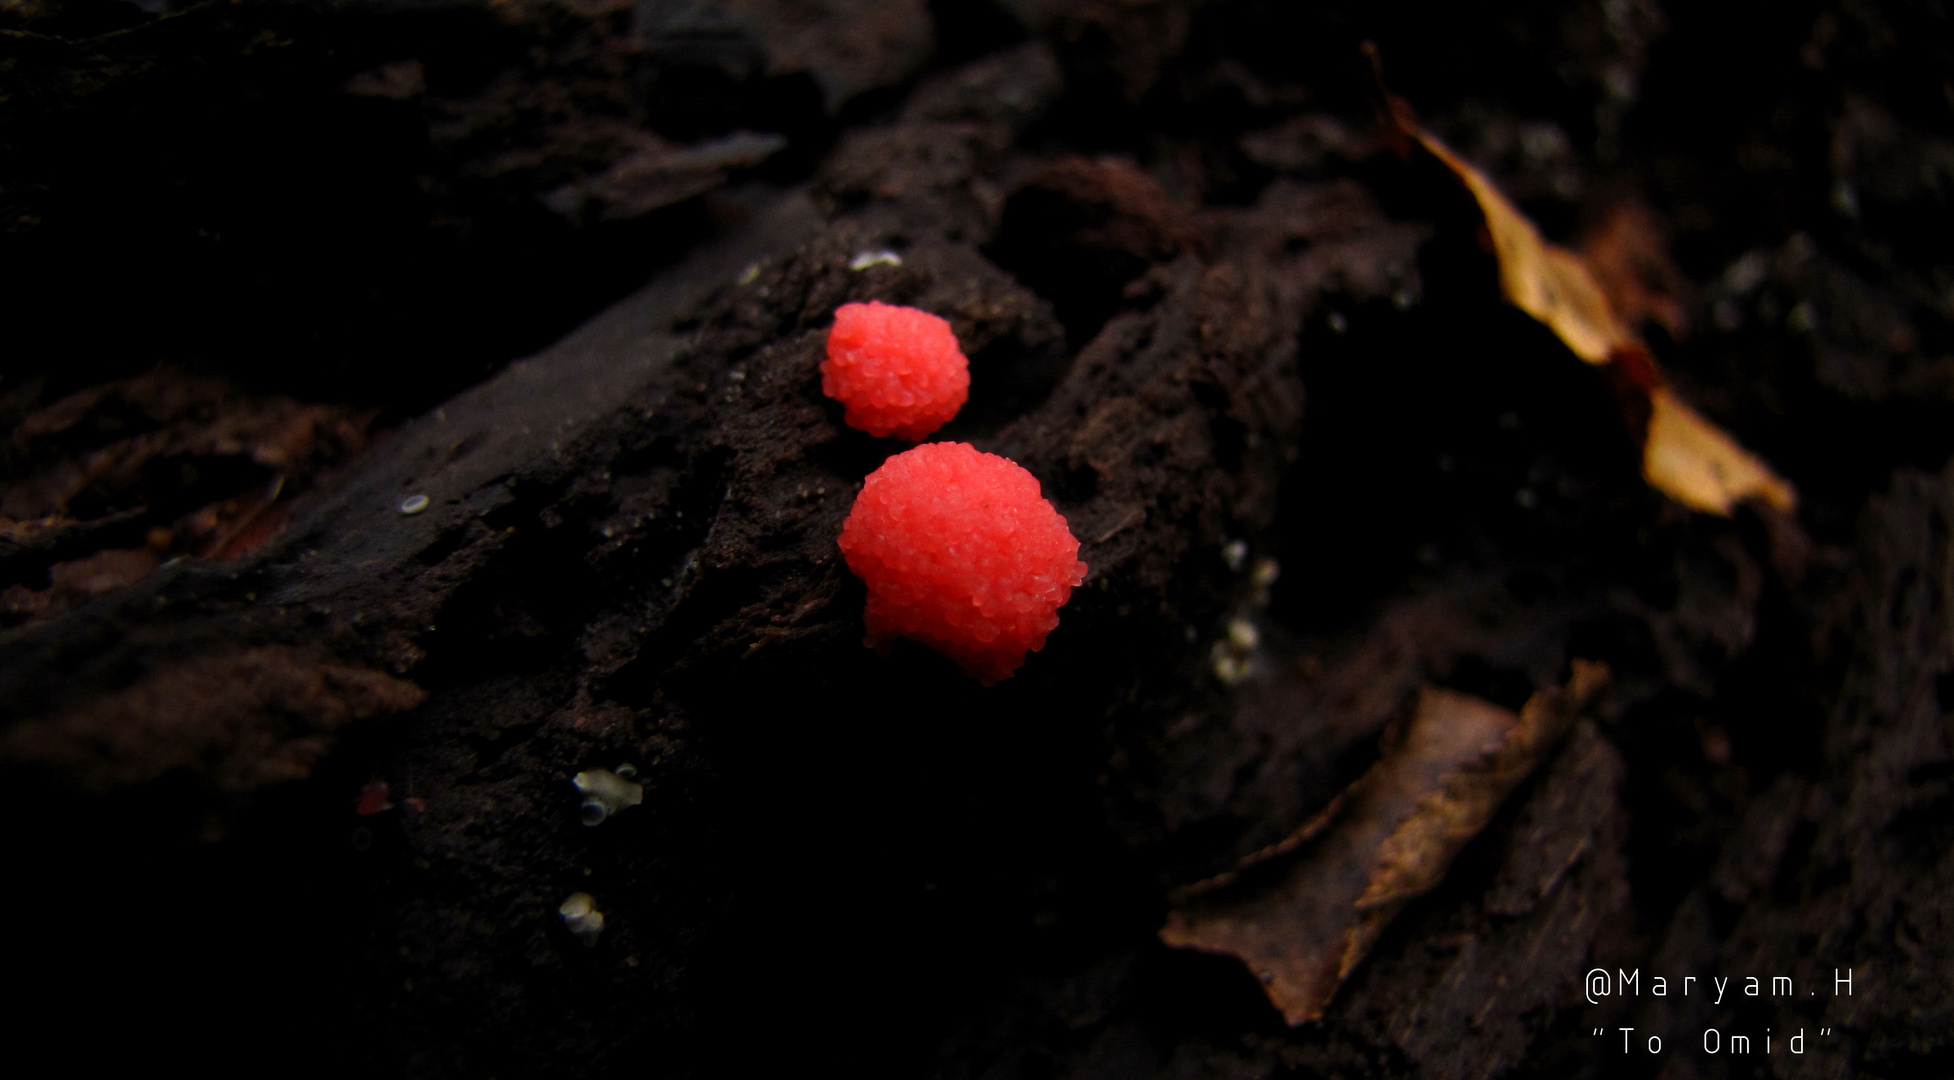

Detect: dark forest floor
[4,2,1954,1077]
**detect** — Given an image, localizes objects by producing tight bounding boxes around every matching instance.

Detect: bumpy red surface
[839,442,1088,684]
[822,301,970,441]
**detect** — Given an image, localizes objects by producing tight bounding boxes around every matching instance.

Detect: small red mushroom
[822,301,970,440]
[839,442,1087,683]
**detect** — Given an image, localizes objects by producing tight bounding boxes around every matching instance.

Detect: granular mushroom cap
[822,301,970,441]
[839,442,1088,684]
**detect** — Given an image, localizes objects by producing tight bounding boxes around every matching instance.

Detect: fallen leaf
[1409,132,1631,367]
[1369,63,1794,517]
[1161,660,1608,1025]
[1643,386,1797,516]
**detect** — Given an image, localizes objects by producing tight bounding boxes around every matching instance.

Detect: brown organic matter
[4,2,1954,1079]
[1376,84,1797,518]
[1,645,425,796]
[1163,662,1608,1023]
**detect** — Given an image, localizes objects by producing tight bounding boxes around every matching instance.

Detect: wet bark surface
[4,2,1953,1077]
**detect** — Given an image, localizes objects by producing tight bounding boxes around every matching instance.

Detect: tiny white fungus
[1211,644,1249,685]
[1222,540,1248,572]
[1250,557,1280,591]
[559,892,606,945]
[1227,618,1259,651]
[573,768,644,826]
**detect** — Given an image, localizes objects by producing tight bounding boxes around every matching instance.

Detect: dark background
[3,1,1952,1077]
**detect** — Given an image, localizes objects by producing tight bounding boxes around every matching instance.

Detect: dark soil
[3,2,1952,1078]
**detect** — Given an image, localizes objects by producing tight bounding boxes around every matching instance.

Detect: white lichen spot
[1723,250,1768,294]
[1222,539,1249,572]
[849,249,903,271]
[574,768,644,826]
[1211,614,1264,686]
[398,494,430,515]
[1227,618,1259,651]
[1211,642,1249,685]
[559,892,606,945]
[1250,557,1281,592]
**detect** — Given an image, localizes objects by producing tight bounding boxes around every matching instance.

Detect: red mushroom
[839,442,1087,684]
[822,301,970,441]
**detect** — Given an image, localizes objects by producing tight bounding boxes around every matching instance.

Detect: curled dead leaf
[1161,660,1608,1025]
[1643,387,1797,516]
[1408,132,1630,367]
[1370,67,1794,517]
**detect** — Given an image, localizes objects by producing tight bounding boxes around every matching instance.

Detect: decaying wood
[7,4,1954,1079]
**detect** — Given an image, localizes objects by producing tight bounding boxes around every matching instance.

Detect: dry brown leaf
[1374,85,1795,517]
[1161,660,1608,1025]
[1644,387,1797,516]
[1409,133,1630,366]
